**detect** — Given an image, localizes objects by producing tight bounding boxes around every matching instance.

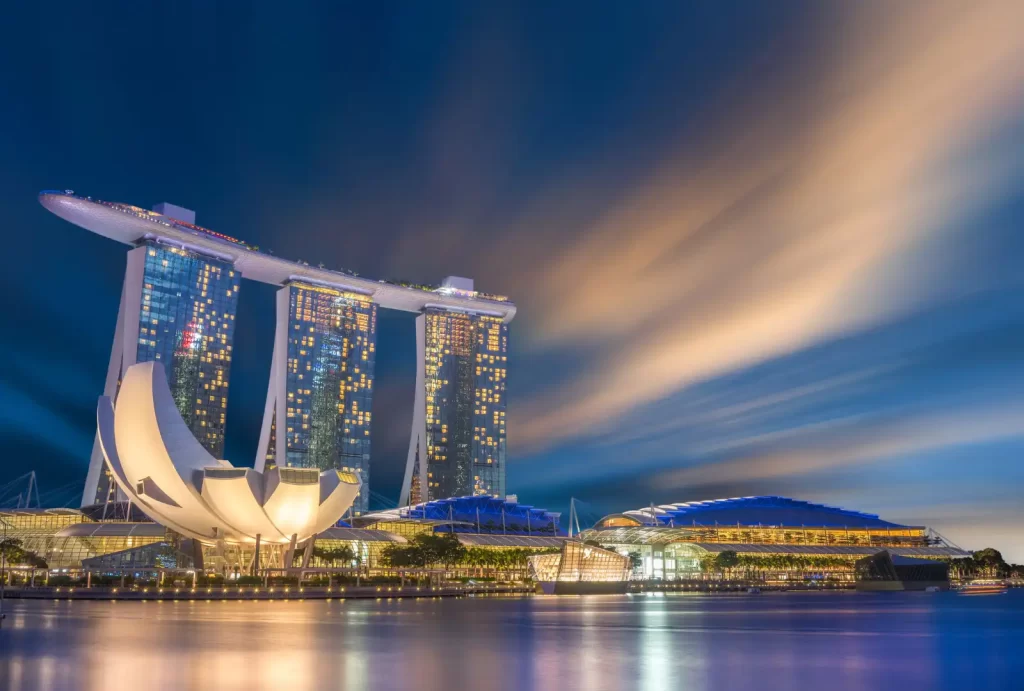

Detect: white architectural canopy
[96,361,360,544]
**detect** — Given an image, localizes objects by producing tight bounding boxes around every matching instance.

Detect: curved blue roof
[392,495,563,534]
[617,496,909,529]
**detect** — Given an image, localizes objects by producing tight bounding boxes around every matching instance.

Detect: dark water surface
[1,591,1021,690]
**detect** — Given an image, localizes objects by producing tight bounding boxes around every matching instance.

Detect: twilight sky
[2,2,1022,559]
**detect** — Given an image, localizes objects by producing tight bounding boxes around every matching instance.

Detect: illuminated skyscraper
[41,193,516,512]
[82,237,240,506]
[402,298,508,505]
[256,281,377,514]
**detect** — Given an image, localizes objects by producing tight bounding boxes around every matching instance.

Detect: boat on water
[958,579,1008,595]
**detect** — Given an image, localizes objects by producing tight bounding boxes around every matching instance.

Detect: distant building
[256,281,378,514]
[402,307,509,504]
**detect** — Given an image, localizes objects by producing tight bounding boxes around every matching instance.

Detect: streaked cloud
[646,404,1024,490]
[488,1,1024,451]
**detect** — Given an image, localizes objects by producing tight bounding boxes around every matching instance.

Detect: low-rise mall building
[580,496,970,582]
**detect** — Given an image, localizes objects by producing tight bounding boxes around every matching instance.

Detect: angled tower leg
[255,288,290,472]
[400,314,427,507]
[82,242,242,507]
[82,247,146,507]
[258,282,377,514]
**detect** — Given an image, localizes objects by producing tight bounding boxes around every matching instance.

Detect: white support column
[255,287,290,472]
[254,350,277,472]
[399,314,427,507]
[81,247,147,507]
[302,538,315,569]
[283,533,298,573]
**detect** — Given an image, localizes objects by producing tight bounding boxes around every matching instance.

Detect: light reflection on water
[0,591,1021,691]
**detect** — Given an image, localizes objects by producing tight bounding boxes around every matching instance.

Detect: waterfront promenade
[0,579,872,602]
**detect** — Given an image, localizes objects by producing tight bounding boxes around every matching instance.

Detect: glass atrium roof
[361,495,563,534]
[457,535,568,548]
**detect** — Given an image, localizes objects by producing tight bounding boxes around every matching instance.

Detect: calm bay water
[1,591,1021,690]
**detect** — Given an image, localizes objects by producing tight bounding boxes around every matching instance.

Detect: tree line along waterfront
[2,533,1021,590]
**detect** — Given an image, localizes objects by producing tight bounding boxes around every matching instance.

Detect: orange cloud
[499,1,1024,451]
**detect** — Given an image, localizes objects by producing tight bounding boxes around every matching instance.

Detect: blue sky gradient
[1,2,1022,558]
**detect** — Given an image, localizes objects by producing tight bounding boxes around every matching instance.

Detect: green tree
[380,533,466,570]
[380,543,424,568]
[948,557,976,580]
[714,550,739,573]
[700,554,718,573]
[973,548,1007,577]
[0,537,47,568]
[415,533,466,568]
[313,545,357,567]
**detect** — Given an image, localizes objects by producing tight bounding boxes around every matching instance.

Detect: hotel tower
[81,204,240,506]
[39,191,515,512]
[400,278,509,506]
[256,281,378,514]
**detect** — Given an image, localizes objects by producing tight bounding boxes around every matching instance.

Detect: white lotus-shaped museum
[96,361,360,544]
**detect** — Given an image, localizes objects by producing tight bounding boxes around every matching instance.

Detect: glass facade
[584,540,705,580]
[0,511,171,570]
[278,282,377,514]
[356,519,440,540]
[308,537,400,571]
[423,308,508,500]
[136,242,240,456]
[558,541,631,583]
[94,241,240,504]
[80,541,193,571]
[527,541,631,584]
[580,519,967,581]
